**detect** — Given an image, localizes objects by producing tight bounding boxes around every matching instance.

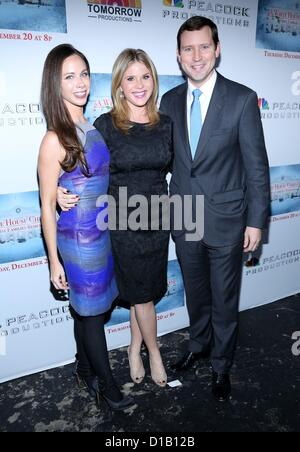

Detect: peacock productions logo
[0,101,45,128]
[162,0,251,27]
[258,97,300,120]
[87,0,143,23]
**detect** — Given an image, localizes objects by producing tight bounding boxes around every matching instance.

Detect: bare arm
[38,132,68,290]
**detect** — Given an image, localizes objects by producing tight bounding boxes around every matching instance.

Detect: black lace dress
[94,113,173,305]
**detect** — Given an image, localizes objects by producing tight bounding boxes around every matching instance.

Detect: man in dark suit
[160,16,270,402]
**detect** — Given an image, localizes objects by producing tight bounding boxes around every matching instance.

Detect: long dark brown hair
[41,44,90,175]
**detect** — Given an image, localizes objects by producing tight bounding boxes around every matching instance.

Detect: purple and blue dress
[57,122,118,317]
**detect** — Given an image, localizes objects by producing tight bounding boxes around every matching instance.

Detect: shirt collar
[187,70,217,100]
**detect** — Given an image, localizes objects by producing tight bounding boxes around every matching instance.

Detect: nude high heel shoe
[127,346,146,384]
[149,356,168,388]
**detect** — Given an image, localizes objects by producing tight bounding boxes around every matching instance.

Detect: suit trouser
[175,235,244,374]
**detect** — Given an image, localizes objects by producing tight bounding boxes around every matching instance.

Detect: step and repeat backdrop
[0,0,299,382]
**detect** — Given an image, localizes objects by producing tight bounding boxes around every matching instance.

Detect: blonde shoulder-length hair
[111,48,160,133]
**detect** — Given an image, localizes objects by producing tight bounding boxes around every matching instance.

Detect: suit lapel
[175,83,193,163]
[192,73,227,167]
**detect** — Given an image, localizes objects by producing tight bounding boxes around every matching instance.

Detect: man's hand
[244,227,262,253]
[57,186,79,211]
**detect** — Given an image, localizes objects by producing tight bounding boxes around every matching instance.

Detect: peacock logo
[163,0,184,8]
[258,98,270,110]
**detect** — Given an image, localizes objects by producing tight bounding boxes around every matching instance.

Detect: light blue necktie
[190,89,202,159]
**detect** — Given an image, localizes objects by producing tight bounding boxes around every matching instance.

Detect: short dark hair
[177,16,220,51]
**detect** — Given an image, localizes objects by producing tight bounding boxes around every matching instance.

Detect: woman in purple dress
[38,44,133,411]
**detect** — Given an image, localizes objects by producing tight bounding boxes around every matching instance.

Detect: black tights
[71,308,122,402]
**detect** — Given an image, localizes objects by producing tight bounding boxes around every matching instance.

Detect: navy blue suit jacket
[160,72,270,246]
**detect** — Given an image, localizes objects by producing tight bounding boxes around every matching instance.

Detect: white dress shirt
[187,70,217,142]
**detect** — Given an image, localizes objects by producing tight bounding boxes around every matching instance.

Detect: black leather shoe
[100,393,135,412]
[92,380,135,412]
[171,351,209,371]
[212,372,231,402]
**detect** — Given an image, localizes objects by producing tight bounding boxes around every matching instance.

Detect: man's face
[177,26,220,87]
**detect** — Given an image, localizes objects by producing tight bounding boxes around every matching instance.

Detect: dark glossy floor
[0,294,300,432]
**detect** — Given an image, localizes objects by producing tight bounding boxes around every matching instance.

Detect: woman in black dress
[58,49,173,387]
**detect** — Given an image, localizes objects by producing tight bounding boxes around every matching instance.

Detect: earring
[120,90,125,99]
